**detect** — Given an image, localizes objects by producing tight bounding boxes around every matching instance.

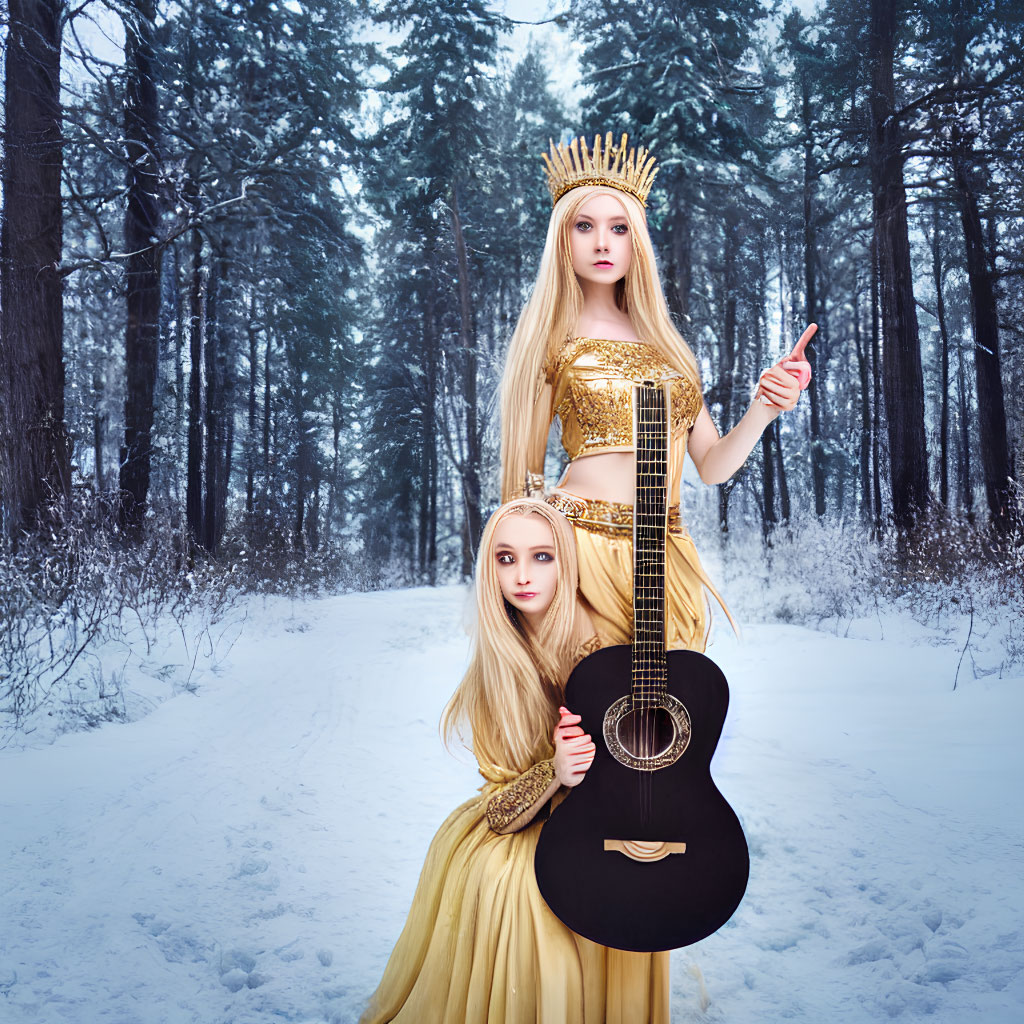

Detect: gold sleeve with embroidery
[486,759,557,832]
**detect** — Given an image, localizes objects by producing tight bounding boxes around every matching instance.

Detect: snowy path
[1,587,1022,1023]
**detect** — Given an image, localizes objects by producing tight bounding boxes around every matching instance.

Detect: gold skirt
[546,493,733,652]
[360,788,669,1024]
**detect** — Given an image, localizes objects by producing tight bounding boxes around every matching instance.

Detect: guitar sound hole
[616,707,676,760]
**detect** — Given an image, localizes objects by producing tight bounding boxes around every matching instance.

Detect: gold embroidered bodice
[547,337,702,462]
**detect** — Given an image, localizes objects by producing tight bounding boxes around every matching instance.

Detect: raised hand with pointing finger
[757,323,817,410]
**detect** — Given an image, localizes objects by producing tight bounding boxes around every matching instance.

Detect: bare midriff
[556,451,636,504]
[554,440,686,506]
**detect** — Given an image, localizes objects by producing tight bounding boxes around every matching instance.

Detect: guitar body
[534,644,750,952]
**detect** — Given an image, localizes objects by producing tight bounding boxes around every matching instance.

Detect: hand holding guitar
[757,323,817,410]
[553,706,596,787]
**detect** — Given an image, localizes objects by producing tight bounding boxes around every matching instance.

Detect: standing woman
[361,499,668,1024]
[500,133,815,651]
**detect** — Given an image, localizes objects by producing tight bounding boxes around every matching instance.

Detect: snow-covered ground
[1,585,1022,1023]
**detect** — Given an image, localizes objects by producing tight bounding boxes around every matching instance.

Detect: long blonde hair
[441,499,586,779]
[500,185,703,501]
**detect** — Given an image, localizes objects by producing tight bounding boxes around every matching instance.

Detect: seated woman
[360,499,670,1024]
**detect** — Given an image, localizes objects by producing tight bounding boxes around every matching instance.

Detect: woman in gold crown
[361,498,668,1024]
[501,132,816,650]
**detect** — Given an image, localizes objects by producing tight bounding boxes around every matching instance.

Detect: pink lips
[594,261,613,267]
[515,591,538,599]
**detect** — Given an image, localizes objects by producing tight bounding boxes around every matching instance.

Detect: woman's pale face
[568,192,632,286]
[492,513,559,627]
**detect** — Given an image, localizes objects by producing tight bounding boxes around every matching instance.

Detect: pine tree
[365,0,500,575]
[916,0,1023,530]
[152,0,366,553]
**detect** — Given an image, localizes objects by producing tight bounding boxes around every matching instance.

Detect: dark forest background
[2,0,1023,724]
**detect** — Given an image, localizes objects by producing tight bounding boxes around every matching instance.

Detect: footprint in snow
[133,915,213,964]
[219,949,269,991]
[846,937,892,966]
[233,853,280,891]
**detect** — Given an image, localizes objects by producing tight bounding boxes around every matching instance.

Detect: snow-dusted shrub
[214,530,375,595]
[1,498,120,725]
[712,514,884,629]
[707,498,1024,676]
[0,492,241,742]
[881,501,1024,679]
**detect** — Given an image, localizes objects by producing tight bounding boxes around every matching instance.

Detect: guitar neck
[633,382,669,706]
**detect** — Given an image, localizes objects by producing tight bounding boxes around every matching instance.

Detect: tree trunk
[307,454,321,553]
[172,244,185,492]
[223,394,234,532]
[868,0,929,532]
[203,251,231,553]
[802,75,826,518]
[185,203,204,546]
[761,423,776,540]
[929,203,952,509]
[328,390,343,543]
[717,207,740,536]
[853,281,872,520]
[951,144,1014,530]
[246,280,258,518]
[202,260,219,551]
[293,401,307,556]
[775,230,792,524]
[870,226,883,532]
[426,353,438,585]
[451,181,481,574]
[955,327,974,524]
[92,364,107,493]
[755,229,774,540]
[119,0,162,532]
[415,259,439,583]
[262,326,272,492]
[418,296,432,579]
[0,0,70,541]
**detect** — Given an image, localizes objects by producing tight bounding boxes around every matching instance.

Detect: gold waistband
[545,492,684,537]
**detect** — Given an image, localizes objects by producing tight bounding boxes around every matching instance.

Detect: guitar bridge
[603,839,687,863]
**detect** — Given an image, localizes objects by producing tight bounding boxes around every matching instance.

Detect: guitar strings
[633,382,669,824]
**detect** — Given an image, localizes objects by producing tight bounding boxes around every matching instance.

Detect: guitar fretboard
[632,381,669,709]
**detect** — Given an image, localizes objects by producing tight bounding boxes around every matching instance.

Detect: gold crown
[541,132,658,208]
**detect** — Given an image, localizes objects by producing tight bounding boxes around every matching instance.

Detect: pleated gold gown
[360,769,669,1024]
[573,524,725,652]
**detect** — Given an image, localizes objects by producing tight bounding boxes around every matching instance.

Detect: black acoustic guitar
[534,381,749,953]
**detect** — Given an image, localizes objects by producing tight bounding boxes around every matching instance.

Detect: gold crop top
[546,337,702,461]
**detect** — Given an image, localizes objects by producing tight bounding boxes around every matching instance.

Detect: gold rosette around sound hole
[602,692,691,772]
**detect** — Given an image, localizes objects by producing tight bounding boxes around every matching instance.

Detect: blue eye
[497,553,515,565]
[612,224,628,234]
[575,220,592,231]
[535,552,554,562]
